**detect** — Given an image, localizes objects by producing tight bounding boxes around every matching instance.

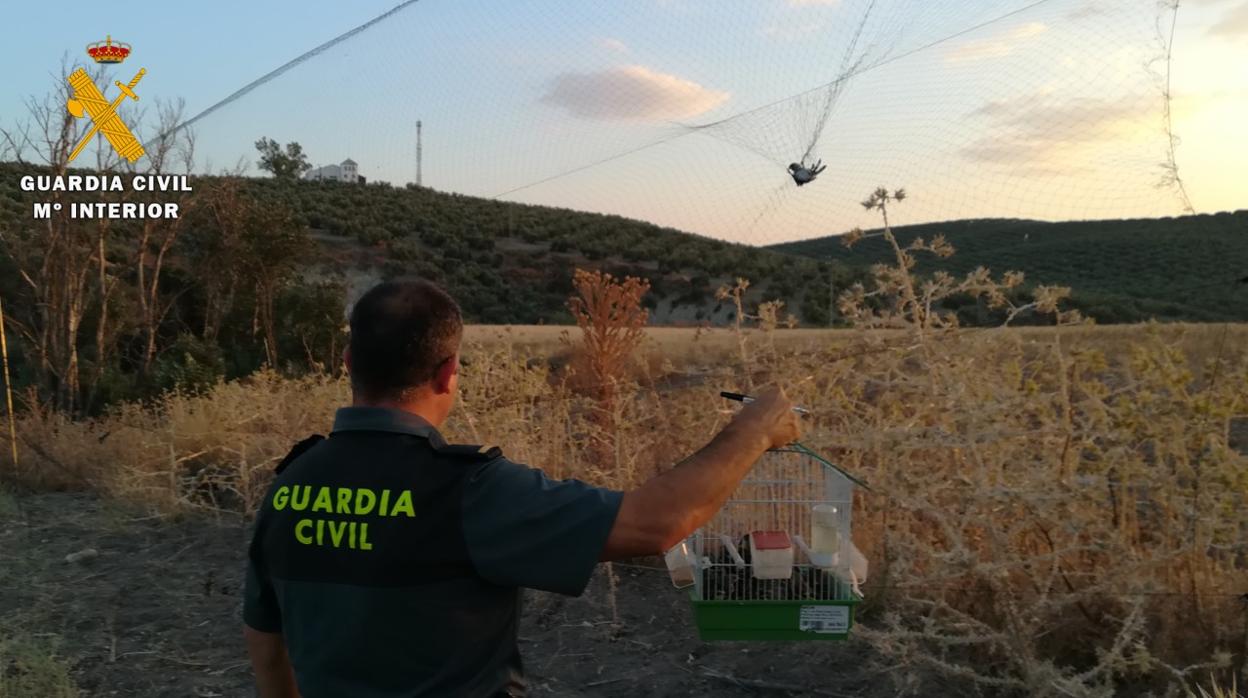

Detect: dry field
[0,491,892,698]
[4,315,1247,697]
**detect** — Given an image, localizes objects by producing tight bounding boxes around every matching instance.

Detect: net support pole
[0,295,18,475]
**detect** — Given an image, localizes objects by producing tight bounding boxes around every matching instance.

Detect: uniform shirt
[243,407,623,698]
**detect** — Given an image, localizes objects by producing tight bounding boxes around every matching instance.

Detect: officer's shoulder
[433,442,504,462]
[275,434,326,474]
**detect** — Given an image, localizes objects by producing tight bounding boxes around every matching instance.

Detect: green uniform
[243,407,623,697]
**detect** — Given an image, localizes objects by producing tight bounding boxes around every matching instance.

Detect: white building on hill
[305,158,360,183]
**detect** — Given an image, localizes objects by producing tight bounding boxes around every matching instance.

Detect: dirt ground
[0,492,916,698]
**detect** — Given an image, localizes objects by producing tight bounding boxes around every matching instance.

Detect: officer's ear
[343,346,352,374]
[432,353,458,395]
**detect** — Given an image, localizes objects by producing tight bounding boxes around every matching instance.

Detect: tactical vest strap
[275,434,326,474]
[434,443,503,461]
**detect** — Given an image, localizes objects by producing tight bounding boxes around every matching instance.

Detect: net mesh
[173,0,1191,245]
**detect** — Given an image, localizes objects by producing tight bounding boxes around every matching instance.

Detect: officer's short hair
[348,279,463,400]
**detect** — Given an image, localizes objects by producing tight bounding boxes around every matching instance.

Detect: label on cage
[799,605,849,634]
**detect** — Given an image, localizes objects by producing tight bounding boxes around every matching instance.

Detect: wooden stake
[0,296,18,473]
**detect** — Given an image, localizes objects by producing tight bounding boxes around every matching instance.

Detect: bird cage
[671,443,867,641]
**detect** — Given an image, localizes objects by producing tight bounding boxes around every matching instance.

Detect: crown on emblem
[86,35,131,64]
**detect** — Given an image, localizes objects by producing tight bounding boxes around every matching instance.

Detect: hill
[262,177,859,325]
[769,213,1248,323]
[214,180,1248,326]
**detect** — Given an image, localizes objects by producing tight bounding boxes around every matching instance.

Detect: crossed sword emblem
[65,67,146,163]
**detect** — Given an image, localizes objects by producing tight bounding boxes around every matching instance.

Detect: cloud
[540,65,729,121]
[944,22,1049,64]
[788,0,839,5]
[960,95,1153,173]
[1066,2,1109,20]
[597,37,629,53]
[1210,1,1248,37]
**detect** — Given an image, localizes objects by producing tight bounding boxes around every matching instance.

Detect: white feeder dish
[748,530,794,580]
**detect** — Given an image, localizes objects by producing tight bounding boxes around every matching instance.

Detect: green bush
[152,334,226,397]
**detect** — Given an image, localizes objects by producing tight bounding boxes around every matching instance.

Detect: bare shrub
[566,269,651,471]
[567,269,650,395]
[818,188,1248,696]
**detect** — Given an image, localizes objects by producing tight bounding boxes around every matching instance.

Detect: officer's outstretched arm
[599,386,801,560]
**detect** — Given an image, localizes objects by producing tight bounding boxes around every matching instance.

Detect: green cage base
[689,594,861,641]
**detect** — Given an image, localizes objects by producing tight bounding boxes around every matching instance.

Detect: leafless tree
[1,61,198,412]
[131,99,197,377]
[0,60,96,411]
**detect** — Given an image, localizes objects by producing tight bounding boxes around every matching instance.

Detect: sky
[3,0,1246,245]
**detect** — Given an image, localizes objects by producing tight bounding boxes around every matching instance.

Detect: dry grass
[0,633,79,698]
[1188,675,1244,698]
[9,320,1246,696]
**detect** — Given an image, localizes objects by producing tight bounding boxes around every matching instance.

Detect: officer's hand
[733,385,801,449]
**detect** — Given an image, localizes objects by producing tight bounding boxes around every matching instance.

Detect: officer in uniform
[243,278,800,697]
